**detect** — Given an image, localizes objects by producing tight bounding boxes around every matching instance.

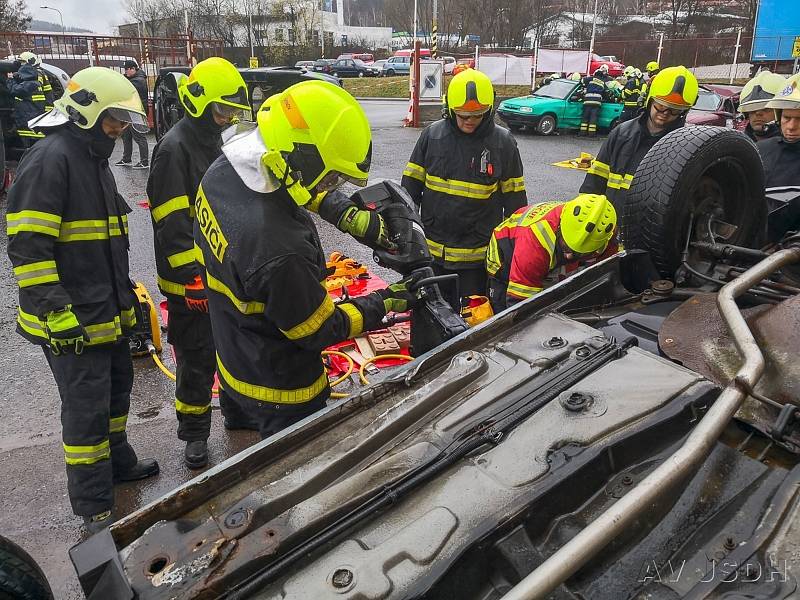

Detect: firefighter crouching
[6,67,158,534]
[194,80,420,439]
[8,58,46,146]
[401,68,526,301]
[148,57,258,470]
[487,194,618,312]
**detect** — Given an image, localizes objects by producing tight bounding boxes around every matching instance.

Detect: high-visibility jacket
[621,77,641,107]
[487,201,618,307]
[148,115,222,301]
[9,64,45,141]
[580,110,685,212]
[6,125,137,346]
[36,67,55,111]
[401,116,526,270]
[193,156,388,412]
[581,76,607,106]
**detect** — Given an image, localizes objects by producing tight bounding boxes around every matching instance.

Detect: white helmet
[19,51,40,66]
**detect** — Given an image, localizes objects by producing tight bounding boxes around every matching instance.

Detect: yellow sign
[793,36,800,58]
[249,56,259,68]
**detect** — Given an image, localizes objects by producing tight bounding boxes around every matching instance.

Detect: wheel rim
[540,117,554,134]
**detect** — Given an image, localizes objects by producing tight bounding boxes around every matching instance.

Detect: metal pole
[730,27,742,84]
[656,31,664,65]
[432,0,438,58]
[475,44,479,69]
[40,6,65,35]
[587,0,598,74]
[248,0,254,58]
[531,37,539,92]
[499,246,800,600]
[413,0,418,49]
[321,5,325,58]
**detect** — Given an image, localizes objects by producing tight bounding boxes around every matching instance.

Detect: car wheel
[536,114,557,136]
[386,69,395,76]
[358,71,364,78]
[0,535,53,600]
[623,126,765,278]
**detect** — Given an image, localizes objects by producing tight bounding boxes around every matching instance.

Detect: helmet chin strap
[261,149,313,206]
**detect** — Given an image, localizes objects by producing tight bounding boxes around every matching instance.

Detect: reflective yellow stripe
[175,398,211,415]
[31,94,45,101]
[17,307,47,339]
[499,176,526,194]
[109,415,127,434]
[403,162,426,182]
[85,319,122,345]
[7,210,62,237]
[337,302,364,339]
[17,130,45,138]
[306,191,326,213]
[607,172,634,190]
[587,160,610,179]
[158,276,186,297]
[507,281,542,299]
[64,440,110,465]
[427,239,487,263]
[194,243,205,267]
[151,195,191,223]
[425,175,498,200]
[13,260,59,287]
[532,220,557,270]
[486,236,501,276]
[58,219,107,242]
[121,307,136,328]
[280,293,335,340]
[108,215,129,236]
[167,248,197,268]
[216,354,328,404]
[206,273,265,315]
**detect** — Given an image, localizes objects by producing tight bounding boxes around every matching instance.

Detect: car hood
[687,109,724,125]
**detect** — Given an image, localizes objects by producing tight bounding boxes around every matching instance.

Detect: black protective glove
[377,273,424,313]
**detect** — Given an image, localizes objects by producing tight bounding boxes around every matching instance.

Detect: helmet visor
[218,86,250,111]
[107,107,149,133]
[211,101,249,123]
[652,97,689,113]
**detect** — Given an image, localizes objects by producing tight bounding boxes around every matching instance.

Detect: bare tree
[0,0,32,31]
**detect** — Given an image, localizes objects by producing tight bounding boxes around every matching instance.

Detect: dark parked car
[312,58,336,74]
[687,84,741,128]
[152,65,342,139]
[330,58,374,78]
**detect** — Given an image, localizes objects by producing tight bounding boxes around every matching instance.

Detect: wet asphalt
[0,100,603,598]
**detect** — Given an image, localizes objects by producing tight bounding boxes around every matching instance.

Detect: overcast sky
[26,0,127,34]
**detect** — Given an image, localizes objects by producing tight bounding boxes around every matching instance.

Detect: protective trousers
[167,299,252,440]
[580,103,600,135]
[44,340,137,517]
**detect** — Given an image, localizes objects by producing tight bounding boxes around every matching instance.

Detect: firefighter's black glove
[377,274,424,314]
[337,206,397,251]
[45,305,88,355]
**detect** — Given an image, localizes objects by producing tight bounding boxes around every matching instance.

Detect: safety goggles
[106,107,149,133]
[211,102,248,122]
[652,100,687,117]
[454,111,487,121]
[315,170,368,193]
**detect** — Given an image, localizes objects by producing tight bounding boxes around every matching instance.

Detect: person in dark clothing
[759,75,800,212]
[739,70,785,143]
[581,66,699,217]
[6,67,158,534]
[117,59,150,168]
[579,67,608,136]
[19,52,55,111]
[401,68,526,300]
[147,57,258,469]
[620,66,643,123]
[8,62,46,146]
[195,80,417,440]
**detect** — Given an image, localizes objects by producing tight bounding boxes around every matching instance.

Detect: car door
[563,86,584,129]
[599,98,623,128]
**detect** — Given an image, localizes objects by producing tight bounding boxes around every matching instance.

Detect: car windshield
[693,89,722,111]
[354,59,366,66]
[534,80,575,99]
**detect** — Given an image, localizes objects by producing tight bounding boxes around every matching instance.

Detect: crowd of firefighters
[3,50,800,534]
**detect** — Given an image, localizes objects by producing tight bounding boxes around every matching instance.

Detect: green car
[497,78,623,136]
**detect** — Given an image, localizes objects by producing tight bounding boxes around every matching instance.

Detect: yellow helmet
[740,71,786,112]
[446,68,494,116]
[55,67,148,131]
[766,73,800,112]
[178,57,249,118]
[646,65,698,110]
[560,194,617,255]
[19,51,40,66]
[257,80,371,192]
[646,61,660,73]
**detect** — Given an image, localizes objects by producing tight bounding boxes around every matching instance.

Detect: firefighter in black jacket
[19,51,54,111]
[620,66,641,123]
[739,70,785,143]
[759,74,800,211]
[194,80,418,439]
[6,67,158,534]
[581,66,698,215]
[579,66,608,136]
[148,57,255,469]
[401,68,526,299]
[8,61,46,146]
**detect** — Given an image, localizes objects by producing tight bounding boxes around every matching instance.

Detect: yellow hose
[358,354,414,385]
[322,350,355,399]
[150,350,176,381]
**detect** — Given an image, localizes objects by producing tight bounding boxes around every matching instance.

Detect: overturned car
[71,126,800,600]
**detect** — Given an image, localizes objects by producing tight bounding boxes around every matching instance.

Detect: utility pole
[729,27,742,84]
[586,0,598,74]
[656,31,664,65]
[432,0,438,58]
[413,0,418,49]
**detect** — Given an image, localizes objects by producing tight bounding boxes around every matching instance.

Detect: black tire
[623,126,766,278]
[536,114,557,135]
[0,536,53,600]
[386,69,395,76]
